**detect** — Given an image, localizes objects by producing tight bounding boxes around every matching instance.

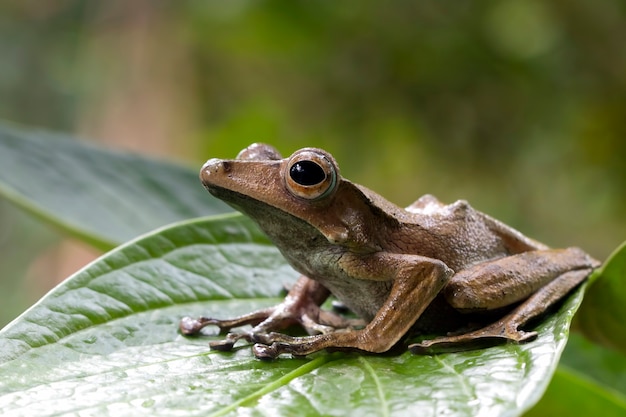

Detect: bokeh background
[0,0,625,327]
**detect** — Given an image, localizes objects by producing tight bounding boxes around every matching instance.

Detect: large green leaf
[525,333,626,416]
[0,214,583,416]
[0,122,230,250]
[576,241,626,354]
[525,366,626,416]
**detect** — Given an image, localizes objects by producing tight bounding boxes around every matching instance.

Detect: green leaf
[0,214,583,416]
[576,240,626,353]
[560,334,626,397]
[0,122,230,250]
[524,366,626,416]
[526,333,626,416]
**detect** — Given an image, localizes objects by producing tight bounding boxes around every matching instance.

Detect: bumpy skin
[180,143,599,359]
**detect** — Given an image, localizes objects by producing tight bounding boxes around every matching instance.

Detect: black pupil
[290,161,326,186]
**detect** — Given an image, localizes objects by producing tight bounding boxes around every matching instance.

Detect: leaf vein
[434,356,475,400]
[208,353,342,417]
[358,356,390,417]
[159,258,235,300]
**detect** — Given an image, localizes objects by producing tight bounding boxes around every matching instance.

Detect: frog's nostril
[202,159,235,177]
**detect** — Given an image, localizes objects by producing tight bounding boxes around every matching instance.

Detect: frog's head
[200,143,340,209]
[200,143,386,251]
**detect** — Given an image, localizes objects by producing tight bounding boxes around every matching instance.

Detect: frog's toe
[209,338,237,351]
[179,316,214,335]
[409,336,498,354]
[179,315,249,335]
[252,331,297,345]
[409,327,538,354]
[208,331,255,351]
[301,315,336,335]
[252,343,282,360]
[253,340,314,360]
[507,329,538,343]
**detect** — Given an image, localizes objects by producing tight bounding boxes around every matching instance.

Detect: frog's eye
[285,149,338,200]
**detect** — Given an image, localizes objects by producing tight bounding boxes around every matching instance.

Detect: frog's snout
[201,158,220,172]
[202,158,232,172]
[200,158,233,186]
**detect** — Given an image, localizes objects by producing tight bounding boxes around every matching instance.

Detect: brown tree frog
[180,143,599,359]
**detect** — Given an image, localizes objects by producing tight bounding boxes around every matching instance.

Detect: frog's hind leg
[409,266,593,354]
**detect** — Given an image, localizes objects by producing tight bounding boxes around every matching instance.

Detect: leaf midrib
[208,353,344,417]
[359,356,390,417]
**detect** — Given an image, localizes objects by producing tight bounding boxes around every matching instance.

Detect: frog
[180,143,599,359]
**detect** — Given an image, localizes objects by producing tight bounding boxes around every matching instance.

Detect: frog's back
[364,191,547,271]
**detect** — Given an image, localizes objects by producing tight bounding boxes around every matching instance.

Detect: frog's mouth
[204,184,258,214]
[207,182,327,249]
[205,183,298,225]
[200,155,285,200]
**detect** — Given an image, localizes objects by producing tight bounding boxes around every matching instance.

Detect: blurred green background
[0,0,625,327]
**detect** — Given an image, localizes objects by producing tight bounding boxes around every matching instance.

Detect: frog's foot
[179,307,275,336]
[179,276,363,354]
[230,307,361,354]
[180,288,365,352]
[250,331,361,360]
[249,333,301,360]
[248,306,362,353]
[409,320,537,354]
[180,301,360,334]
[191,306,360,354]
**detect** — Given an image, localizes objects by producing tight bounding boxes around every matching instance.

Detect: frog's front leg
[180,276,361,350]
[410,247,599,353]
[251,254,453,359]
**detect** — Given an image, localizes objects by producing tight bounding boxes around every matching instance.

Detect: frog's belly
[320,277,393,322]
[281,247,394,321]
